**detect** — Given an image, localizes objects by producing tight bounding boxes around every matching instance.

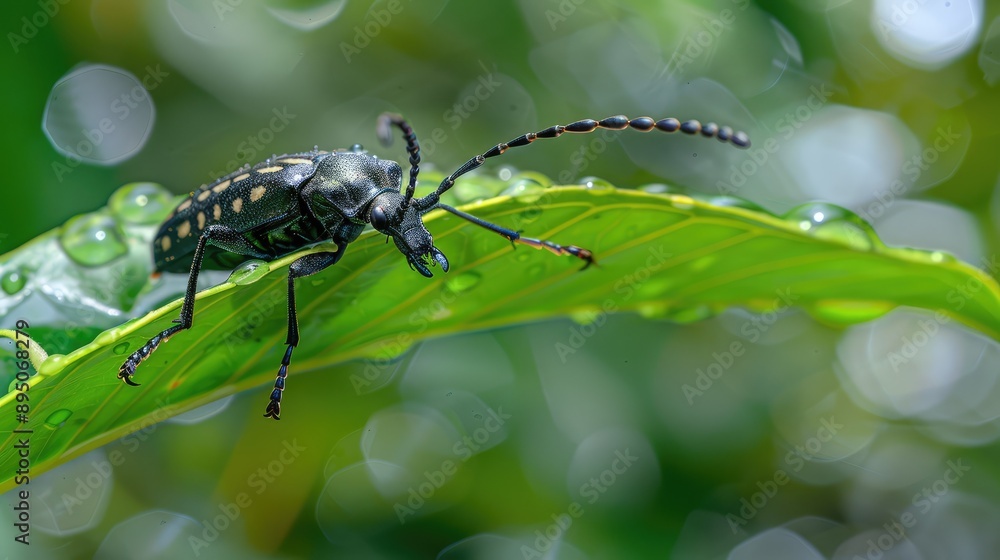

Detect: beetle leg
[434,203,594,269]
[119,225,265,386]
[264,248,345,420]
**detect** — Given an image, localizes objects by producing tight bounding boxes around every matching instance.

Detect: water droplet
[707,195,765,212]
[515,251,532,262]
[669,195,696,210]
[810,299,895,325]
[112,342,129,355]
[782,203,879,251]
[59,213,129,267]
[45,409,72,427]
[515,207,543,227]
[227,260,270,285]
[2,268,28,295]
[108,182,175,224]
[636,302,671,319]
[639,183,676,195]
[444,271,482,295]
[452,181,495,204]
[310,277,326,287]
[514,171,552,188]
[501,174,548,203]
[666,305,715,324]
[569,307,604,325]
[578,176,615,192]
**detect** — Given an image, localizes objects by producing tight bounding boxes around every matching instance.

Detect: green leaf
[1,182,998,492]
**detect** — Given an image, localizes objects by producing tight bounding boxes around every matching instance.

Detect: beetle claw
[118,367,141,386]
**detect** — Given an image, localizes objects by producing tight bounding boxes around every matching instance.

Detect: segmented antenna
[413,115,751,211]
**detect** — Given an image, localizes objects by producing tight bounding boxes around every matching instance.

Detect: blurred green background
[3,0,1000,558]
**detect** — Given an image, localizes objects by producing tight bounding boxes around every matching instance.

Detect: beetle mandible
[118,113,751,419]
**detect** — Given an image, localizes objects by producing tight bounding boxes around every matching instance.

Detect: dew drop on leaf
[59,213,129,267]
[578,176,614,192]
[112,342,129,355]
[444,271,482,295]
[501,175,548,203]
[108,182,176,225]
[782,202,879,251]
[452,181,495,204]
[227,260,270,285]
[1,268,27,295]
[45,408,72,427]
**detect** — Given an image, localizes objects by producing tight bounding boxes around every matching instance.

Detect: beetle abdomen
[154,151,332,272]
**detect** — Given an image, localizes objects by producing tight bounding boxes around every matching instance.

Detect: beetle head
[368,191,449,277]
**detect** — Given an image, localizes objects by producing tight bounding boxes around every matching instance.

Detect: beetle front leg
[119,225,266,386]
[434,203,594,269]
[264,248,344,420]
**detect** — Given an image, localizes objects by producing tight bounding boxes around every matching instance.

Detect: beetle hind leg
[264,248,344,420]
[119,225,266,386]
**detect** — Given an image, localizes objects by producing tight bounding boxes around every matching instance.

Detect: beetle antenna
[376,112,421,209]
[412,115,750,211]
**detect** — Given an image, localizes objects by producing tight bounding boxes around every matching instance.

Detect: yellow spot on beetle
[212,179,231,193]
[233,173,250,183]
[213,204,221,220]
[257,166,282,173]
[177,199,192,212]
[277,158,312,165]
[160,237,171,251]
[197,190,211,201]
[250,186,266,202]
[232,197,244,213]
[197,211,206,229]
[178,220,191,238]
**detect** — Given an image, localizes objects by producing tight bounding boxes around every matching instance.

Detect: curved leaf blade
[1,187,998,492]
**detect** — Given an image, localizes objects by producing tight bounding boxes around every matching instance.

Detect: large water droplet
[108,182,176,224]
[444,271,481,295]
[266,0,346,30]
[112,342,129,355]
[45,409,73,427]
[783,202,879,251]
[2,268,28,295]
[59,213,129,267]
[227,259,270,285]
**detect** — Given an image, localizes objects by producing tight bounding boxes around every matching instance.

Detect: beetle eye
[371,206,388,230]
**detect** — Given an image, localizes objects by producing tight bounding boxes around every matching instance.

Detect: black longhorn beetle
[118,113,750,419]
